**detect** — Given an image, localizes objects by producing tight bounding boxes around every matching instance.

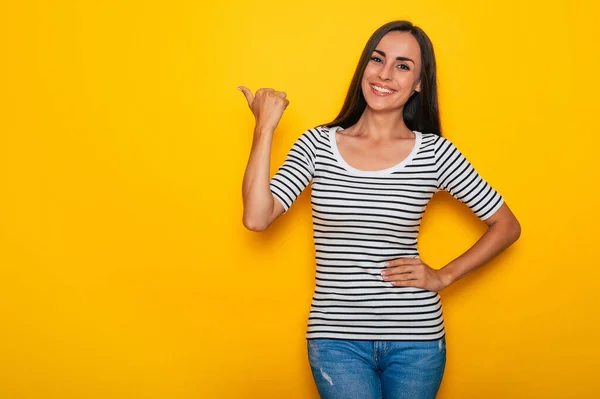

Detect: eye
[370,56,383,63]
[397,64,410,71]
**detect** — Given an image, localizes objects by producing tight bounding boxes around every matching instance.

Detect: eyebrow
[373,49,415,64]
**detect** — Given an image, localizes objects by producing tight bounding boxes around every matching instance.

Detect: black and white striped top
[270,125,504,341]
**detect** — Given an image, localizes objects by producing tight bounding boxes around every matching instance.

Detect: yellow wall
[1,0,598,398]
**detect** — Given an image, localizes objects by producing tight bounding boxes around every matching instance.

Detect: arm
[242,127,285,231]
[382,136,520,290]
[437,202,521,287]
[239,86,288,232]
[383,203,520,290]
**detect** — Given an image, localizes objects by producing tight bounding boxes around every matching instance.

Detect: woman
[239,20,520,399]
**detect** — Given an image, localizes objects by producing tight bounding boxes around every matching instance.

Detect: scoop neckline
[327,126,422,177]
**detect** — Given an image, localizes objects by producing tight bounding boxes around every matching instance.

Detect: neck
[352,107,412,140]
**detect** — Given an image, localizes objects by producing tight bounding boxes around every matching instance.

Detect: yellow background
[1,0,599,398]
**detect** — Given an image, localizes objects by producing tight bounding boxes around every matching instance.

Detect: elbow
[488,214,521,245]
[242,214,269,232]
[509,219,522,244]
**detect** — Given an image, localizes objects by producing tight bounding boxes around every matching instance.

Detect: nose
[378,62,393,81]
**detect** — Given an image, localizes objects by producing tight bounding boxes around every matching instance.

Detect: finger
[382,265,414,276]
[385,269,419,281]
[238,86,254,106]
[385,274,418,284]
[274,91,287,99]
[391,279,420,287]
[257,88,274,95]
[385,258,421,267]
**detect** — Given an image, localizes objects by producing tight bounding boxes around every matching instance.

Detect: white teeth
[371,84,394,94]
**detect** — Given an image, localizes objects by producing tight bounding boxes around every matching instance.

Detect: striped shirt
[270,125,504,341]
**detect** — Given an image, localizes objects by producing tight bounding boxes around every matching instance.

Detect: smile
[370,84,396,95]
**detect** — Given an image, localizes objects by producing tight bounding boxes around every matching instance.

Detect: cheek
[361,68,374,84]
[397,75,420,93]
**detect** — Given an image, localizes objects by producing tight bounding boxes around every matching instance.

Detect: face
[361,30,423,112]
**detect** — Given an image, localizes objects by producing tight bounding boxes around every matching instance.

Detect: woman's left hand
[381,258,450,292]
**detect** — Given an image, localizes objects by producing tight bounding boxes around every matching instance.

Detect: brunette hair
[324,20,441,136]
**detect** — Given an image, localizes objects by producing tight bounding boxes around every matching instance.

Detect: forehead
[375,31,421,61]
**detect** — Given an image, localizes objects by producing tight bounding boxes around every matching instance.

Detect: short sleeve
[434,136,504,221]
[269,129,318,213]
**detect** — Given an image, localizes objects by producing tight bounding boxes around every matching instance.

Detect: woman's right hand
[238,86,289,133]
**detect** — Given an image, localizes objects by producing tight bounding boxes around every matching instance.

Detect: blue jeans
[307,337,446,399]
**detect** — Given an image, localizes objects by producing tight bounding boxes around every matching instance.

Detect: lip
[369,83,397,96]
[370,82,396,91]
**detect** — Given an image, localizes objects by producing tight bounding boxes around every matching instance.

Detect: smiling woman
[326,21,440,135]
[240,20,520,399]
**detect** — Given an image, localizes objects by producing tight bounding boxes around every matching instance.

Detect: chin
[364,99,402,112]
[363,89,403,111]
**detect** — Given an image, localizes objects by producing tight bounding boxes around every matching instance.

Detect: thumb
[237,86,254,107]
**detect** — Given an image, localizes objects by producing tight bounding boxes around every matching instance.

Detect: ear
[414,79,422,93]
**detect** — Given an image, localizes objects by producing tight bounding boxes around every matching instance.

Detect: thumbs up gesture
[238,86,290,133]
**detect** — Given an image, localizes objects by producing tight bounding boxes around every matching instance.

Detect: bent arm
[438,202,521,287]
[242,127,285,232]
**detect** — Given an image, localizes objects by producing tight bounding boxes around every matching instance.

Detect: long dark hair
[324,21,441,136]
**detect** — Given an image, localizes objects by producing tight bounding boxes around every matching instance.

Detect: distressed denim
[307,337,446,399]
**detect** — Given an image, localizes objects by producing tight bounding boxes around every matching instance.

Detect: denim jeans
[307,337,446,399]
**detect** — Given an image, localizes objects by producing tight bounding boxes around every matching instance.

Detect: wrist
[438,265,457,288]
[254,124,275,137]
